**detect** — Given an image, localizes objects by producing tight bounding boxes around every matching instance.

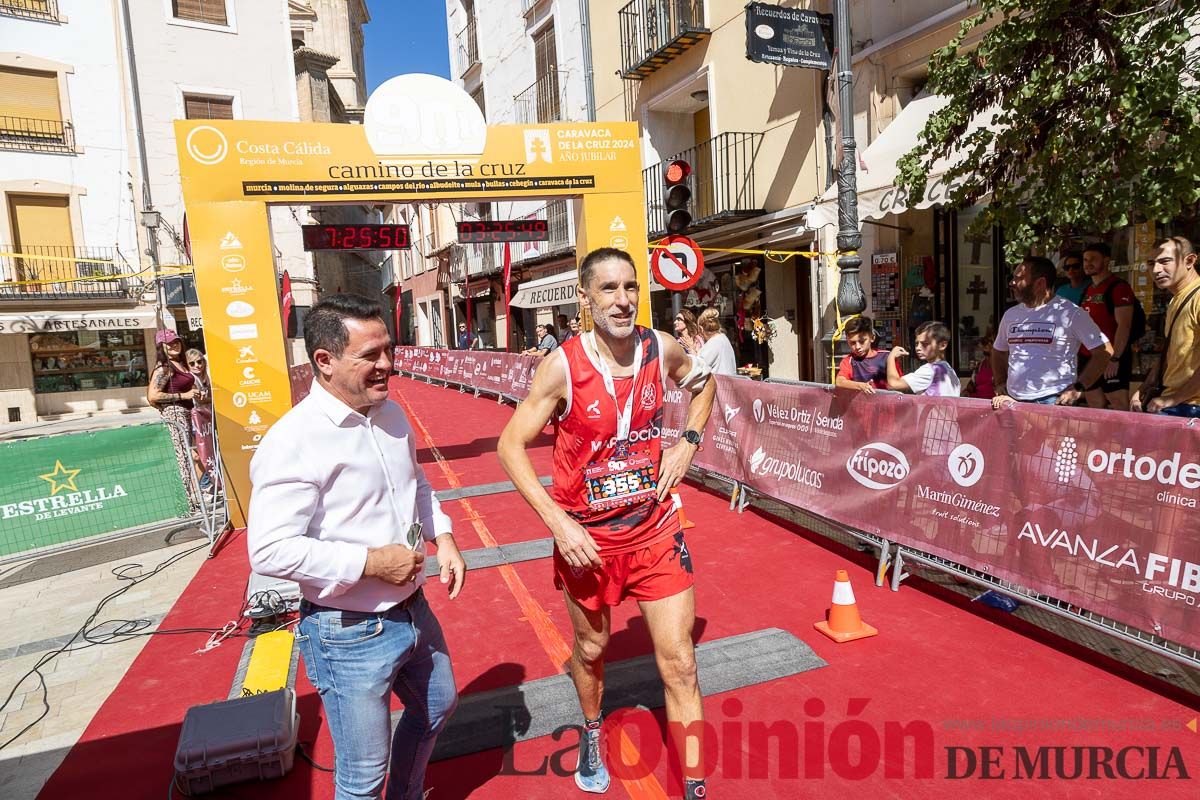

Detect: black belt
[300,588,424,616]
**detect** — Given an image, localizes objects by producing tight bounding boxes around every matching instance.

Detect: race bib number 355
[584,454,657,511]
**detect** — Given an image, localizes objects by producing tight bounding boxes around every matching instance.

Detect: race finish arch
[175,75,649,525]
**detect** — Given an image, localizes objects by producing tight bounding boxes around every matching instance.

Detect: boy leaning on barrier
[886,321,962,397]
[835,316,896,393]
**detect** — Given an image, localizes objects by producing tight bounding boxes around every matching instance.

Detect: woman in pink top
[673,308,705,354]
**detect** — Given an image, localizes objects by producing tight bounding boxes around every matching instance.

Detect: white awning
[806,94,992,230]
[0,307,157,335]
[510,270,579,308]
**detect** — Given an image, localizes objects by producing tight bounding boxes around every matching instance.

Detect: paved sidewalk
[0,408,162,442]
[0,538,209,800]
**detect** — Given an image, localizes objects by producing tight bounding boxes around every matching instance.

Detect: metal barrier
[394,349,1200,672]
[0,421,209,564]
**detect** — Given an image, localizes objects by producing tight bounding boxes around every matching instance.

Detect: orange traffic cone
[814,569,878,643]
[670,489,695,529]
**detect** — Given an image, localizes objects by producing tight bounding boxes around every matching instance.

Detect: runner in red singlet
[499,248,716,799]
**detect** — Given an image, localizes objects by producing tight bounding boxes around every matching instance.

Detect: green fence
[0,423,190,559]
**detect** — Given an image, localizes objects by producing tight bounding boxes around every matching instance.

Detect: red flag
[280,270,293,336]
[503,242,512,352]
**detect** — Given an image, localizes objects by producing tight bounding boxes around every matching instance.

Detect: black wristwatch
[1072,381,1086,392]
[681,429,702,447]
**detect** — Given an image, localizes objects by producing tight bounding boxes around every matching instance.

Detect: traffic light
[663,159,692,235]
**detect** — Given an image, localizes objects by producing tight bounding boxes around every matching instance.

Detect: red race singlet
[550,326,679,555]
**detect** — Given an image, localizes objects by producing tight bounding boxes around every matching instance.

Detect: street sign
[651,235,704,291]
[745,3,833,70]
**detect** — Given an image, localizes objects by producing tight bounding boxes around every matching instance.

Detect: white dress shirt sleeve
[247,434,369,600]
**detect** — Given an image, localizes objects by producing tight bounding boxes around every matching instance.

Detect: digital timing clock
[456,219,550,243]
[301,224,411,251]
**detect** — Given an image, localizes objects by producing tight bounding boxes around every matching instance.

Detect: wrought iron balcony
[643,132,764,238]
[512,200,572,265]
[455,19,481,77]
[619,0,709,80]
[0,246,139,301]
[0,116,75,154]
[514,70,568,124]
[0,0,60,22]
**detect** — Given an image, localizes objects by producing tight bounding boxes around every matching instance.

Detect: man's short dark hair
[916,320,951,345]
[1022,256,1057,287]
[1083,241,1111,259]
[304,293,383,367]
[843,316,876,338]
[579,247,636,289]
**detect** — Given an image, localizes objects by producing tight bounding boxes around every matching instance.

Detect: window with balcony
[2,193,133,302]
[642,132,764,237]
[456,1,480,77]
[172,0,228,27]
[183,94,234,120]
[619,0,709,80]
[516,22,565,124]
[0,65,73,154]
[0,0,60,22]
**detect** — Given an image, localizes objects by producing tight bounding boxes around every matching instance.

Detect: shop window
[172,0,228,27]
[30,330,149,394]
[954,205,997,372]
[183,93,234,120]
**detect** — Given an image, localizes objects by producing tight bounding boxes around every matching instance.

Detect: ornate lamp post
[833,0,865,317]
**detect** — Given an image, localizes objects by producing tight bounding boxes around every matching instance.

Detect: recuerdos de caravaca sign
[301,224,411,251]
[745,3,833,70]
[457,219,550,243]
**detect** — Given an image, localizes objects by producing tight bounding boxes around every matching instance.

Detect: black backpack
[1101,277,1147,343]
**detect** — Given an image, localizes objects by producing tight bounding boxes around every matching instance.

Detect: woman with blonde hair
[672,308,704,354]
[697,307,737,376]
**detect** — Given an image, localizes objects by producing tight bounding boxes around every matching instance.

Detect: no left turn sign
[650,235,704,291]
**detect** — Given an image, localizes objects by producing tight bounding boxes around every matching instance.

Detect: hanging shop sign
[745,3,833,70]
[651,235,705,291]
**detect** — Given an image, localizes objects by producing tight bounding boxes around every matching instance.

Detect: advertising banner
[0,424,190,558]
[395,348,1200,651]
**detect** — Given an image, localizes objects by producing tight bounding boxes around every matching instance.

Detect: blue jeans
[1021,394,1061,405]
[296,592,458,800]
[1159,403,1200,418]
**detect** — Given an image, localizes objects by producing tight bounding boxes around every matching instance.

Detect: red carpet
[37,376,1200,799]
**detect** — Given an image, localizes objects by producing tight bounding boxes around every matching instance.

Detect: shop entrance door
[933,206,1006,374]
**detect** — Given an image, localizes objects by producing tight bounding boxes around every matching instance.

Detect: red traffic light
[664,159,692,185]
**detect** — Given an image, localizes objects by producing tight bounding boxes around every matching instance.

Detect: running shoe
[574,722,610,794]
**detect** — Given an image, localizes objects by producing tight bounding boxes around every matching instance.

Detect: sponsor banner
[398,348,1200,652]
[394,347,543,400]
[0,424,190,558]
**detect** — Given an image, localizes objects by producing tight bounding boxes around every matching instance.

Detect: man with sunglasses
[1055,251,1087,306]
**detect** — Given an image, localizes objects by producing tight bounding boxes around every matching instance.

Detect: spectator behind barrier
[1080,242,1139,410]
[886,321,961,397]
[522,323,560,356]
[1055,251,1087,306]
[1133,237,1200,417]
[963,330,996,400]
[991,256,1113,408]
[835,316,895,394]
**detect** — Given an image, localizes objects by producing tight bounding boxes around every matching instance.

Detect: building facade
[0,0,151,421]
[444,0,590,350]
[0,0,376,422]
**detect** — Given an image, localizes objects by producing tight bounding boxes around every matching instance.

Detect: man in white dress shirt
[248,293,466,800]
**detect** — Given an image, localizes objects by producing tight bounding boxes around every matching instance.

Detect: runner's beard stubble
[589,303,637,339]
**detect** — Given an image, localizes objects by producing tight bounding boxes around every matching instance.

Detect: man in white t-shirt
[886,321,961,396]
[991,256,1113,408]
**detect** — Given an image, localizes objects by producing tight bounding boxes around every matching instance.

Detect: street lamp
[833,0,866,317]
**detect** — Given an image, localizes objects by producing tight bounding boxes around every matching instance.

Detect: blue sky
[364,1,451,92]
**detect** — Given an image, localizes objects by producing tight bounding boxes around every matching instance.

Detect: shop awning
[806,94,992,230]
[0,307,157,335]
[510,270,579,308]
